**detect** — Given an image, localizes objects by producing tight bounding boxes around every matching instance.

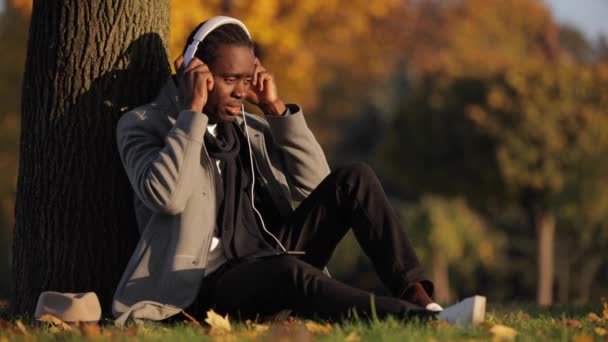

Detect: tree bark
[432,250,451,304]
[13,0,170,315]
[535,209,555,306]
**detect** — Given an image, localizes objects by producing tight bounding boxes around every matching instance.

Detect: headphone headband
[183,16,251,66]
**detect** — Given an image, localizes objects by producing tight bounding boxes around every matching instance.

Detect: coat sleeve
[116,109,208,215]
[265,104,331,201]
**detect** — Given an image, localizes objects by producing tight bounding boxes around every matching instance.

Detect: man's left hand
[246,58,287,116]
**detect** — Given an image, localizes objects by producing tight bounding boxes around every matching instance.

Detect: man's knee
[267,256,307,283]
[334,162,377,185]
[270,256,326,285]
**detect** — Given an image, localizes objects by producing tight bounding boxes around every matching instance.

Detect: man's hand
[246,58,286,116]
[174,55,214,113]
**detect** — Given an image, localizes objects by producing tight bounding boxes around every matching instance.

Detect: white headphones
[183,16,251,67]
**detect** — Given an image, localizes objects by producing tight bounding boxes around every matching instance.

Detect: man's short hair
[183,22,254,66]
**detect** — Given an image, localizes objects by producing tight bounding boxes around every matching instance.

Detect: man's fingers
[192,69,213,88]
[252,63,258,86]
[206,75,214,92]
[183,61,212,88]
[174,55,184,73]
[253,58,265,86]
[183,57,206,74]
[258,72,273,92]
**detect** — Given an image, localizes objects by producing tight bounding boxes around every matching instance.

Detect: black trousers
[188,163,433,321]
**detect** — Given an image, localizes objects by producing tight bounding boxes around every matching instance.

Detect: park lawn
[0,303,607,341]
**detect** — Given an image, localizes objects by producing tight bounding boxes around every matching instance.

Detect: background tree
[397,195,503,303]
[0,2,29,300]
[381,0,608,305]
[12,0,170,315]
[170,0,412,148]
[3,0,608,310]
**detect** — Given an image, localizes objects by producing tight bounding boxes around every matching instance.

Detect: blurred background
[1,0,607,306]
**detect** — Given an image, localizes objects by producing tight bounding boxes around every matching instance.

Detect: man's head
[183,21,255,123]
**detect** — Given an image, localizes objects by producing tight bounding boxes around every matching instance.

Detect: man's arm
[117,56,214,214]
[246,58,330,201]
[266,106,330,201]
[116,109,208,214]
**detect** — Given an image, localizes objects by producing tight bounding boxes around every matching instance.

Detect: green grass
[0,303,606,341]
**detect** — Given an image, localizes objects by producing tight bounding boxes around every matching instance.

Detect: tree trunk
[13,0,170,315]
[556,239,569,304]
[574,255,602,304]
[535,209,555,306]
[432,251,451,304]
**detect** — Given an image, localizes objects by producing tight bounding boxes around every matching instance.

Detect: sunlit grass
[0,303,606,341]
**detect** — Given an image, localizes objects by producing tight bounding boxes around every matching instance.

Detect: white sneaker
[438,295,486,325]
[426,302,444,312]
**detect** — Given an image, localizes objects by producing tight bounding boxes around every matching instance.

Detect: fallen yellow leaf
[595,327,608,336]
[0,320,24,336]
[211,335,237,342]
[15,320,30,337]
[345,331,361,341]
[252,323,269,332]
[268,323,313,341]
[38,314,73,331]
[102,328,116,338]
[603,302,608,319]
[489,324,517,341]
[236,330,260,339]
[305,321,333,334]
[573,335,593,342]
[205,310,231,335]
[124,327,137,336]
[78,322,101,339]
[587,312,603,322]
[244,319,269,332]
[211,333,236,342]
[565,319,583,328]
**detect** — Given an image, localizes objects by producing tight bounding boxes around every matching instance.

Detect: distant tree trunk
[556,239,569,304]
[535,209,555,306]
[432,251,451,303]
[13,0,170,315]
[574,255,602,304]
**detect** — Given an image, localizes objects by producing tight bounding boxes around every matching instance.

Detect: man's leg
[274,163,433,300]
[197,255,431,322]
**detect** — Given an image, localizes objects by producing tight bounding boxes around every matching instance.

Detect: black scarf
[204,122,277,259]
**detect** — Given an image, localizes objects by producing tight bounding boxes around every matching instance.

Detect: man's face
[204,44,255,123]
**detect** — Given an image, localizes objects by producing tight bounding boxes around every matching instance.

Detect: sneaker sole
[471,295,486,325]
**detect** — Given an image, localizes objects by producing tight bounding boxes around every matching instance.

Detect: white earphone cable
[241,105,287,253]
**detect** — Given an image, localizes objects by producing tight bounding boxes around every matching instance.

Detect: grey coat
[112,79,330,325]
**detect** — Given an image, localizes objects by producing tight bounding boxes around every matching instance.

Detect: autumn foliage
[2,0,608,307]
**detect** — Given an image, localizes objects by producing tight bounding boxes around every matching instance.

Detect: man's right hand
[174,55,214,112]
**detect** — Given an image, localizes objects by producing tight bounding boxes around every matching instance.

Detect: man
[112,16,485,325]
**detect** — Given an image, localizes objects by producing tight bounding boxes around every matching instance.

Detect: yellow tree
[397,195,502,303]
[383,0,608,305]
[171,0,412,146]
[0,0,30,299]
